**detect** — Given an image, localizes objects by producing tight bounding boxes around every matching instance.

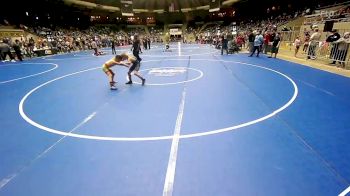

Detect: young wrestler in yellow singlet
[102,55,129,90]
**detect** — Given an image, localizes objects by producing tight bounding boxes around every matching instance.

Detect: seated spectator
[332,32,350,68]
[0,39,15,62]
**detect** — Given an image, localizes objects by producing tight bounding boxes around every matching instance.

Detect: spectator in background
[326,29,341,43]
[147,37,151,50]
[13,40,23,61]
[332,32,350,68]
[111,40,116,55]
[0,40,15,62]
[0,40,5,62]
[91,39,98,55]
[249,30,264,57]
[263,30,271,54]
[28,37,35,58]
[248,30,255,53]
[294,36,301,57]
[236,34,245,48]
[303,32,310,53]
[307,28,321,59]
[326,29,341,64]
[143,38,147,50]
[270,29,276,44]
[268,32,281,58]
[221,35,228,55]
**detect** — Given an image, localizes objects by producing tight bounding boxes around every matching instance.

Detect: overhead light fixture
[222,0,238,5]
[133,9,148,12]
[209,8,220,12]
[153,9,164,13]
[196,5,210,10]
[181,8,192,12]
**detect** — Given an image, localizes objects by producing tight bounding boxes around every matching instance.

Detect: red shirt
[236,36,245,45]
[264,34,271,44]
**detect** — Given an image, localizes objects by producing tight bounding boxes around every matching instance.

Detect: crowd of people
[0,25,164,62]
[0,26,134,62]
[192,16,286,58]
[1,9,349,68]
[298,27,350,68]
[190,10,349,68]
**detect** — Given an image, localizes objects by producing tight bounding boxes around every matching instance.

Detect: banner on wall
[170,28,182,35]
[121,0,134,16]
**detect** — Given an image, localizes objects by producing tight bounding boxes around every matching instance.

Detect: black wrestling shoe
[141,79,146,86]
[125,81,133,85]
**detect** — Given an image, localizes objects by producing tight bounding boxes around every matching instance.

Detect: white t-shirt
[91,41,97,49]
[310,32,321,41]
[294,39,301,46]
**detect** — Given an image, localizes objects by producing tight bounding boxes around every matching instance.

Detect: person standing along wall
[307,28,321,60]
[111,40,116,55]
[294,36,302,57]
[13,40,23,61]
[248,30,255,53]
[143,38,148,50]
[303,32,310,53]
[0,40,15,62]
[147,37,151,50]
[333,32,350,68]
[268,32,281,58]
[263,30,271,54]
[249,31,264,57]
[221,35,228,55]
[326,29,341,64]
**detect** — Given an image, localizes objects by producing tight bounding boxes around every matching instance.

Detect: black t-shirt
[248,33,255,42]
[273,36,281,47]
[29,39,34,46]
[326,33,341,42]
[221,38,228,47]
[13,43,21,51]
[270,33,276,42]
[132,40,140,52]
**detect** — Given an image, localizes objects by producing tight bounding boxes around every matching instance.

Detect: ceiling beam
[63,0,238,13]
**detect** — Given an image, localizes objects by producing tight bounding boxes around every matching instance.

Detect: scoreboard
[121,0,133,16]
[209,0,220,12]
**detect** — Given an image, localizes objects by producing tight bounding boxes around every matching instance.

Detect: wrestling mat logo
[148,67,187,77]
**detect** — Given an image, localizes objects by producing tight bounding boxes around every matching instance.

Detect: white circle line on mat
[19,59,298,141]
[141,51,218,57]
[0,63,58,84]
[133,66,203,86]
